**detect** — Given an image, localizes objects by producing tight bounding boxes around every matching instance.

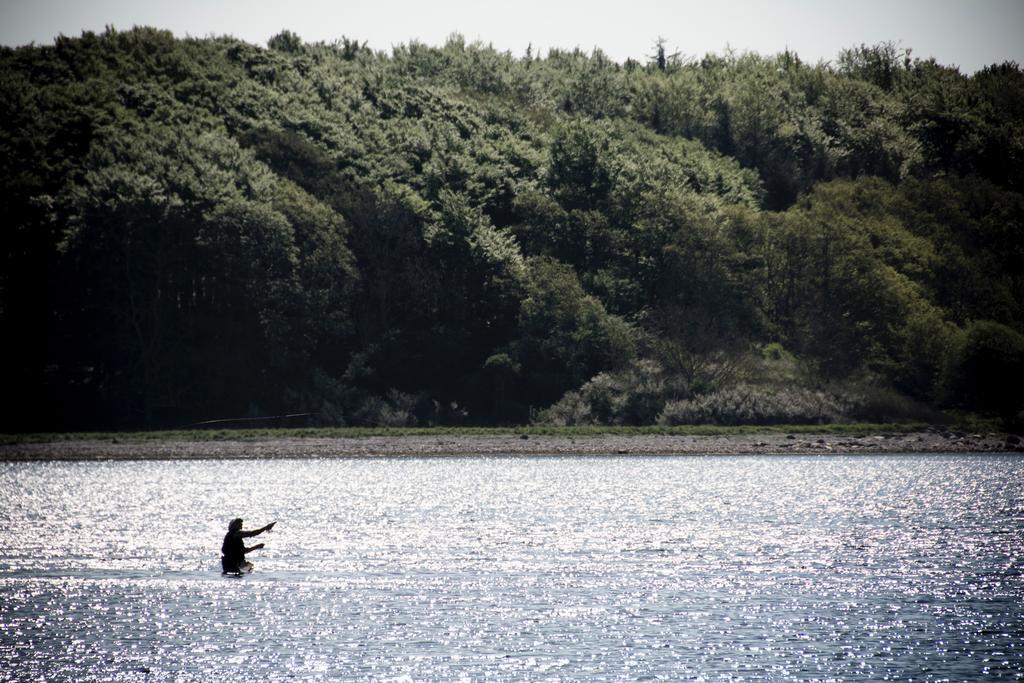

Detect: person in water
[221,518,275,574]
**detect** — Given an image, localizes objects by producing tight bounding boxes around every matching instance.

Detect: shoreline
[1,431,1021,461]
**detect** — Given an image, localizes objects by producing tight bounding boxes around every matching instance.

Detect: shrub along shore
[2,426,1021,460]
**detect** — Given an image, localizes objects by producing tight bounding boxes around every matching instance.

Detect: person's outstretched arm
[240,522,276,538]
[242,542,265,555]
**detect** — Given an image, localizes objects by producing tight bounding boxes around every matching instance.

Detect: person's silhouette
[221,518,275,574]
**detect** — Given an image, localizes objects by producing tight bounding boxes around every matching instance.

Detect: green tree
[514,257,634,407]
[946,321,1024,419]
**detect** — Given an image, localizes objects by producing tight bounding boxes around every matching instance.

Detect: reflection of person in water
[221,518,275,574]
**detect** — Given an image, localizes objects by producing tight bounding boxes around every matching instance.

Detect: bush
[541,389,592,426]
[944,320,1024,419]
[350,389,431,427]
[838,382,948,423]
[539,360,668,426]
[657,384,847,425]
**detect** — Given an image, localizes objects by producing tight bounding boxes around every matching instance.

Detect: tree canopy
[2,29,1022,429]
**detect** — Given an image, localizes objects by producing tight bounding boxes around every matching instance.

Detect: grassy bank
[0,422,957,446]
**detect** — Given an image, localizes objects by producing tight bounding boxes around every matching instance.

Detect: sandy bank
[2,431,1021,461]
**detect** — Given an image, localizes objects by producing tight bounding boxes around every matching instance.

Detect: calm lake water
[1,454,1022,680]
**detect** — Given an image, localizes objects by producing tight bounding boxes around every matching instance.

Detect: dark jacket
[221,529,261,572]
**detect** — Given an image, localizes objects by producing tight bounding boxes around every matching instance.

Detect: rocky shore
[2,430,1021,461]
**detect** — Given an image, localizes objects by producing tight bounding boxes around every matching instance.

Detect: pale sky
[2,0,1022,73]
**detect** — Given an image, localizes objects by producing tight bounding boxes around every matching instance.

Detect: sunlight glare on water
[1,454,1022,680]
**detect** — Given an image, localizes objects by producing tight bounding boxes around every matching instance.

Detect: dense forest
[2,28,1023,431]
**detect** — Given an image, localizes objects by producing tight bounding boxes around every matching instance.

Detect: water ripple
[1,454,1022,680]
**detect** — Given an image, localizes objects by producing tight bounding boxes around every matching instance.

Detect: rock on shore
[2,431,1021,461]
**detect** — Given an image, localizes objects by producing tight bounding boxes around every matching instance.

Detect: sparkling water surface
[1,454,1022,680]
